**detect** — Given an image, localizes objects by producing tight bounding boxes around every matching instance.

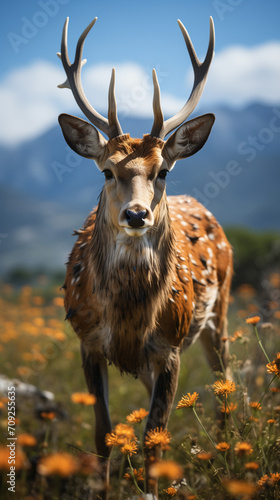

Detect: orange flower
[234,442,253,457]
[120,440,138,456]
[126,408,148,423]
[245,462,259,470]
[71,393,96,405]
[163,486,177,496]
[38,452,78,477]
[213,379,236,396]
[220,402,237,413]
[249,402,262,410]
[0,446,28,470]
[246,316,260,325]
[105,423,136,448]
[267,419,276,424]
[176,392,199,409]
[124,467,144,481]
[145,428,171,451]
[40,411,56,420]
[223,479,256,497]
[216,442,230,452]
[17,434,37,447]
[267,353,280,378]
[258,472,280,487]
[197,452,213,460]
[149,460,183,480]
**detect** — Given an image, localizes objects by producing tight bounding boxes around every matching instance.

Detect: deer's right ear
[58,114,108,163]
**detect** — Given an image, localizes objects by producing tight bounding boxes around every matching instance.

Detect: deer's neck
[89,192,175,374]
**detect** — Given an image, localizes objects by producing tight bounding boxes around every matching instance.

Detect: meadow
[0,273,280,500]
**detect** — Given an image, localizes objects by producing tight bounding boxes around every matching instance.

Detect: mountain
[0,103,279,274]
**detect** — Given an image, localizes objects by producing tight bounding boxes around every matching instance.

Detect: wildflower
[40,411,56,420]
[124,467,144,481]
[197,452,213,460]
[258,472,280,487]
[234,442,253,457]
[120,440,138,456]
[246,316,260,325]
[213,379,236,396]
[0,446,28,470]
[105,423,136,448]
[267,418,276,424]
[267,353,280,377]
[38,452,78,477]
[216,442,230,452]
[223,479,257,498]
[126,408,148,423]
[71,392,96,405]
[249,402,262,410]
[145,428,171,450]
[220,402,237,413]
[271,387,280,393]
[176,392,199,409]
[163,487,177,496]
[149,460,183,480]
[17,434,37,447]
[245,462,259,470]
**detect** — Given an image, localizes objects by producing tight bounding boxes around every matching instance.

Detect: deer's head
[58,18,215,237]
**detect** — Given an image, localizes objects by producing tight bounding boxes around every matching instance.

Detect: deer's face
[99,135,169,237]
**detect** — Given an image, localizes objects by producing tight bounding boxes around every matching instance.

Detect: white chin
[124,227,148,237]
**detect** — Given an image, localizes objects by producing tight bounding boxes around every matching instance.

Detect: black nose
[125,210,147,228]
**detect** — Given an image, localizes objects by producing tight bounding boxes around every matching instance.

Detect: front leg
[144,348,180,496]
[81,345,111,499]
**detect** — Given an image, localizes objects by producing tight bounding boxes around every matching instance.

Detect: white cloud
[202,42,280,107]
[0,41,280,146]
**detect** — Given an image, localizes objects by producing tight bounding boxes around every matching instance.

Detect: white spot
[177,214,183,219]
[183,294,188,301]
[71,278,75,286]
[76,294,80,301]
[181,220,187,226]
[80,242,87,248]
[208,233,215,241]
[169,297,175,304]
[179,256,186,261]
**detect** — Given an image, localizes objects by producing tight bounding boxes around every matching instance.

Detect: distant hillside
[1,103,279,274]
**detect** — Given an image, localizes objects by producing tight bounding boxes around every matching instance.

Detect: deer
[57,16,233,498]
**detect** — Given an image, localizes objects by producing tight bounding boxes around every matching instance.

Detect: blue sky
[1,0,280,145]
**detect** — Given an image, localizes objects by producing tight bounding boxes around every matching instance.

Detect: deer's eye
[103,169,113,180]
[157,169,168,180]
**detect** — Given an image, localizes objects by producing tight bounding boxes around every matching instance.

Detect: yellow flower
[245,462,259,470]
[40,411,56,420]
[245,316,260,325]
[223,479,256,498]
[105,423,136,448]
[120,440,138,456]
[124,467,144,481]
[258,472,280,487]
[234,441,253,457]
[38,452,78,477]
[197,452,213,460]
[163,486,177,496]
[176,392,199,409]
[149,460,183,480]
[267,353,280,378]
[249,401,262,410]
[145,428,171,451]
[17,434,37,447]
[71,392,96,405]
[0,446,28,470]
[220,402,237,413]
[213,379,236,396]
[216,442,230,452]
[126,408,148,423]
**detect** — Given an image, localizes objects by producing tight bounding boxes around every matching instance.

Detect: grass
[0,276,280,499]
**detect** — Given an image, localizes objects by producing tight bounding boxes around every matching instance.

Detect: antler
[57,17,123,139]
[150,17,215,139]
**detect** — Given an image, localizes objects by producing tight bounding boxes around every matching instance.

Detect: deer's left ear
[163,113,215,163]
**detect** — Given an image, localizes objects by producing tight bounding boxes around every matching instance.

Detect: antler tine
[151,17,215,139]
[108,68,123,137]
[58,17,123,139]
[150,69,164,138]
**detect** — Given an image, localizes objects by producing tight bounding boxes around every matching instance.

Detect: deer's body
[57,16,233,497]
